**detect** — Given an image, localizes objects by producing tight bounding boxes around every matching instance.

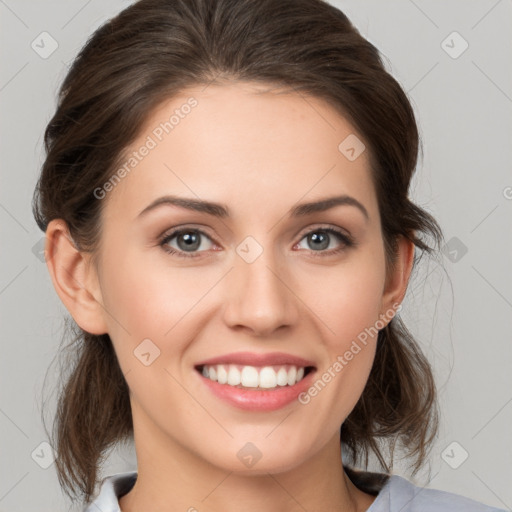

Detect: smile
[198,364,313,390]
[194,351,317,411]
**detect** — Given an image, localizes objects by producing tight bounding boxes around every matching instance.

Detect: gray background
[1,0,511,511]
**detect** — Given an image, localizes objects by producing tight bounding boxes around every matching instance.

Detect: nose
[222,243,299,337]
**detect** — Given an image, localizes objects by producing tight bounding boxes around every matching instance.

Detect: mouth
[193,351,317,411]
[195,363,316,390]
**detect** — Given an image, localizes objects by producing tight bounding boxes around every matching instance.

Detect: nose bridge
[223,234,297,334]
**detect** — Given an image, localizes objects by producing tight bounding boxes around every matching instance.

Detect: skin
[46,81,414,512]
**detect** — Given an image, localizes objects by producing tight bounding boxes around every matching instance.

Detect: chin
[200,439,313,476]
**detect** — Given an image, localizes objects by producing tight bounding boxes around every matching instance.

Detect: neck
[119,426,376,512]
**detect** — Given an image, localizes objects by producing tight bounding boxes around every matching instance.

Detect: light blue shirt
[83,470,507,511]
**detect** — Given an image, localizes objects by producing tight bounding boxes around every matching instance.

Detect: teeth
[276,367,288,386]
[200,364,308,389]
[260,366,278,388]
[227,365,241,386]
[217,365,228,384]
[287,366,297,386]
[217,364,228,384]
[241,366,259,387]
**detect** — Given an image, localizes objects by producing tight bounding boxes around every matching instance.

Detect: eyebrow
[137,194,369,221]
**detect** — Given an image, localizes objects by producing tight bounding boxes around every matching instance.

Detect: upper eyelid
[160,225,217,243]
[160,223,352,247]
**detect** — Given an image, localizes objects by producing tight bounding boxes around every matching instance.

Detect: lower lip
[197,369,316,411]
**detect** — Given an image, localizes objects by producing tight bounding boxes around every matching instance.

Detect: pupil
[179,232,200,251]
[310,232,328,250]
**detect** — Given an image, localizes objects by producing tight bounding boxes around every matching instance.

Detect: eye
[294,227,355,257]
[159,225,356,259]
[159,228,215,258]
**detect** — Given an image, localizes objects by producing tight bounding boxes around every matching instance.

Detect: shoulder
[83,469,507,512]
[83,471,137,512]
[369,474,507,512]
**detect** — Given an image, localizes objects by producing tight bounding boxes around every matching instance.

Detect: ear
[379,235,415,323]
[45,219,108,335]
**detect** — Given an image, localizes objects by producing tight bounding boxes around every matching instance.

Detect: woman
[32,0,506,510]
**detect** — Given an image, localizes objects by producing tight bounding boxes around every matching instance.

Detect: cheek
[99,247,211,339]
[305,252,386,350]
[299,265,384,431]
[97,251,201,407]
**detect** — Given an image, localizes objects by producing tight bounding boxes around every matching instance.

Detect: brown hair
[33,0,444,504]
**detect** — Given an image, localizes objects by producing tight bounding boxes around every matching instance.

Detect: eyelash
[158,226,356,259]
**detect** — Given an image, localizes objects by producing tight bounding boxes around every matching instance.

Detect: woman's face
[88,81,404,474]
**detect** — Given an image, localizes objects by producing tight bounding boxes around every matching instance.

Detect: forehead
[103,81,378,223]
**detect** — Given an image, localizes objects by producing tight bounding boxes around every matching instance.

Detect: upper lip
[195,351,316,368]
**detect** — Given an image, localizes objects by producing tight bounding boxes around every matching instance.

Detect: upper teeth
[201,364,306,389]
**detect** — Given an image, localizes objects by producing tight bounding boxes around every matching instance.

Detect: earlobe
[45,219,108,335]
[380,235,415,321]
